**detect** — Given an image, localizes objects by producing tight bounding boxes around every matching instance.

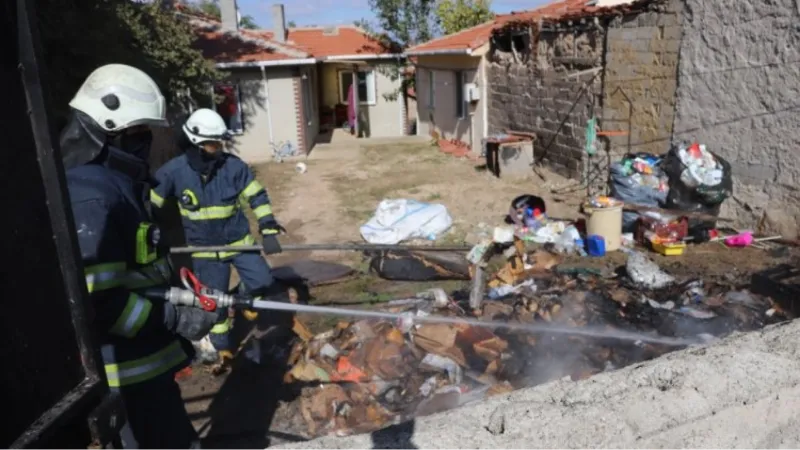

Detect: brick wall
[602,0,683,160]
[488,25,604,180]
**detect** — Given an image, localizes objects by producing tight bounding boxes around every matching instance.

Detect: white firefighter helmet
[69,64,168,133]
[182,108,230,144]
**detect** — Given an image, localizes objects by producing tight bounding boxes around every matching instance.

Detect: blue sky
[239,0,551,29]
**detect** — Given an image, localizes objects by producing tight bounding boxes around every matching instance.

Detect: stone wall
[487,25,604,180]
[602,0,683,159]
[671,0,800,237]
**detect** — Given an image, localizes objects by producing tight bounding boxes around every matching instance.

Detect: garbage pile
[283,249,789,438]
[613,141,733,229]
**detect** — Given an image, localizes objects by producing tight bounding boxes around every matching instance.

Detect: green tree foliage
[355,0,438,101]
[288,20,298,27]
[435,0,494,35]
[358,0,436,48]
[37,0,223,127]
[190,0,259,29]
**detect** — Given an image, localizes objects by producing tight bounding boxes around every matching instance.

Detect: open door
[2,0,124,446]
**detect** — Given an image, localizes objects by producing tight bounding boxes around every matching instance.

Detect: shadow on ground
[188,277,311,448]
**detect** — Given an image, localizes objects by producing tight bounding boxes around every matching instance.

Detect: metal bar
[170,243,474,254]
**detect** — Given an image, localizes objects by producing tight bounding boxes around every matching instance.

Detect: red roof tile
[407,0,644,54]
[180,6,397,63]
[193,28,304,63]
[257,26,396,57]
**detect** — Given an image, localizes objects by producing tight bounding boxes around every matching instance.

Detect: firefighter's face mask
[200,140,223,156]
[116,126,154,161]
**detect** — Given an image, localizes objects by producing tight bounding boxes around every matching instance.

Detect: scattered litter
[626,251,675,289]
[295,162,308,174]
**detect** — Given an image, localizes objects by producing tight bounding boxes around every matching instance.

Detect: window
[427,70,435,109]
[339,70,376,105]
[213,83,244,133]
[455,70,465,119]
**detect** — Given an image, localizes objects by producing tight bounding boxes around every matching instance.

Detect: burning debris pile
[282,249,790,439]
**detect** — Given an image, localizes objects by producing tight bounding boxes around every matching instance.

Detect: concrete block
[497,141,535,178]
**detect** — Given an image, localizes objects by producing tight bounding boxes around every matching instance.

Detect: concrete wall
[487,26,604,180]
[671,0,800,237]
[320,62,405,138]
[415,54,485,152]
[602,0,683,159]
[223,67,301,163]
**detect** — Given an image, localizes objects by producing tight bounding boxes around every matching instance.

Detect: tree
[288,20,297,27]
[192,0,260,29]
[37,0,224,126]
[356,0,438,101]
[358,0,436,48]
[435,0,494,35]
[239,15,259,29]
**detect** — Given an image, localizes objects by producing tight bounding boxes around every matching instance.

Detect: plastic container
[584,202,623,252]
[587,235,606,257]
[652,241,686,256]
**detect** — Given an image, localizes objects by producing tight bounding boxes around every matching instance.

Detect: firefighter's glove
[172,306,218,341]
[260,223,285,255]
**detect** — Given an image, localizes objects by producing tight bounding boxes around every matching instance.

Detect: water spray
[146,268,703,348]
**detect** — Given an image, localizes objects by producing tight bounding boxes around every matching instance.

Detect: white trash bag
[360,199,453,245]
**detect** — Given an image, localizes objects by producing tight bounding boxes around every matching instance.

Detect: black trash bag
[662,143,733,208]
[368,250,470,281]
[609,156,668,232]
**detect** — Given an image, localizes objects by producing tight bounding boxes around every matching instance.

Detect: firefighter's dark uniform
[67,151,199,448]
[151,152,278,352]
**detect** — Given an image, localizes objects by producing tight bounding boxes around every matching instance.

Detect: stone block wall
[488,26,604,180]
[601,0,683,161]
[671,0,800,237]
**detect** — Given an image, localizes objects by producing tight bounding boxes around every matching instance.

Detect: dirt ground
[177,138,793,448]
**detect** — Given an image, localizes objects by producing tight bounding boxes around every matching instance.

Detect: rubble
[282,247,790,439]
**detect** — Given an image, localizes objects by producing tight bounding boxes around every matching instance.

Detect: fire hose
[144,268,702,348]
[169,243,474,254]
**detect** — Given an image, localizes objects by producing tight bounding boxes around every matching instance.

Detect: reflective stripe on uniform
[210,317,232,335]
[104,340,187,388]
[191,234,256,259]
[123,257,171,289]
[252,204,273,219]
[150,189,165,208]
[241,180,265,200]
[179,204,237,221]
[85,262,128,293]
[110,293,153,338]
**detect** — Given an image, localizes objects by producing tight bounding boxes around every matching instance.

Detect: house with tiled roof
[407,0,623,156]
[181,2,409,161]
[409,0,689,177]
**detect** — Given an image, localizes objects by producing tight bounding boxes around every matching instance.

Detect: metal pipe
[170,243,473,254]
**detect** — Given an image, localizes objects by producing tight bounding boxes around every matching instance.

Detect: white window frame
[338,70,376,106]
[455,70,465,119]
[427,69,435,109]
[211,82,244,134]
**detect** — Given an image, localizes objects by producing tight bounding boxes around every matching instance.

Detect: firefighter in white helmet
[151,108,285,368]
[60,64,213,448]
